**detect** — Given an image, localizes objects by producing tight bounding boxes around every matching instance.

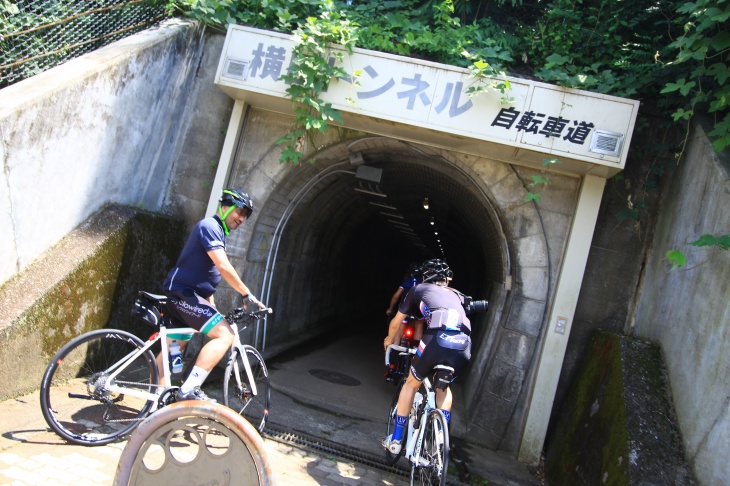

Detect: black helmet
[420,259,451,283]
[220,189,253,216]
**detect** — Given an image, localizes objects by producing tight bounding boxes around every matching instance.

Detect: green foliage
[276,0,358,163]
[688,234,730,251]
[666,250,686,270]
[659,0,730,153]
[666,234,730,270]
[166,0,728,171]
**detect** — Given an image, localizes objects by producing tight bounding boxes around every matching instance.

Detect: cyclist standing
[161,189,266,402]
[382,259,471,454]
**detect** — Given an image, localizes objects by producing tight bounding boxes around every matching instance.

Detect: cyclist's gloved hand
[246,294,267,310]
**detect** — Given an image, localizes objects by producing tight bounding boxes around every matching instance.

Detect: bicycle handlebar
[225,307,273,323]
[385,343,416,367]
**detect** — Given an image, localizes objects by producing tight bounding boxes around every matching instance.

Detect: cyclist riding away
[382,259,472,454]
[384,262,422,379]
[159,188,267,402]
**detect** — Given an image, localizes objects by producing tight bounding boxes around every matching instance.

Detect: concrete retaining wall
[545,331,695,485]
[0,19,231,288]
[0,205,185,401]
[631,123,730,486]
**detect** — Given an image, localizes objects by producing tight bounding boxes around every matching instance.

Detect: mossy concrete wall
[630,122,730,486]
[545,331,695,485]
[0,205,184,401]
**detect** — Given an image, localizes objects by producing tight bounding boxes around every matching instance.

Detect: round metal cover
[309,369,361,386]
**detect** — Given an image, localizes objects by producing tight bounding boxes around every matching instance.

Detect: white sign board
[216,25,639,172]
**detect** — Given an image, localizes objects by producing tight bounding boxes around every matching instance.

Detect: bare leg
[190,321,234,372]
[435,386,452,412]
[397,371,421,417]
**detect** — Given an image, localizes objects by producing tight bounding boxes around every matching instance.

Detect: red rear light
[405,329,412,337]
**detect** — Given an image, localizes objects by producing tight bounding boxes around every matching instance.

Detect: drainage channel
[262,424,471,486]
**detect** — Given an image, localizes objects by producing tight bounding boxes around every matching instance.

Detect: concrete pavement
[0,389,409,486]
[0,328,543,485]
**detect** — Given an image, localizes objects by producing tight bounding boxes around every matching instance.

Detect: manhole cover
[309,369,361,386]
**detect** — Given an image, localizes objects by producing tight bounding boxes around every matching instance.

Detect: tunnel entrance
[211,24,639,460]
[221,119,556,453]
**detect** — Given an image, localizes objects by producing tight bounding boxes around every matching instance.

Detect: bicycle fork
[230,343,257,397]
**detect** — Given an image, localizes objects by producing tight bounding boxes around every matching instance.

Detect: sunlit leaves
[666,250,687,269]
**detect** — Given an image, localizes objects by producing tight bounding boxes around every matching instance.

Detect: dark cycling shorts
[410,329,471,382]
[165,289,224,341]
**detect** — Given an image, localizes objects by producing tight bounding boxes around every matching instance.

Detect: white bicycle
[40,290,272,446]
[384,344,450,486]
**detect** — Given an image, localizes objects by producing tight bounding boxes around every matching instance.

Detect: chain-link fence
[1,0,170,89]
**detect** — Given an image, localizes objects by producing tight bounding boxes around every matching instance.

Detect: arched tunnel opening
[240,136,513,452]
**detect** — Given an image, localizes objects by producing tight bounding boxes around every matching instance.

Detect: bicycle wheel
[40,329,158,446]
[410,409,449,486]
[384,380,405,466]
[223,344,270,433]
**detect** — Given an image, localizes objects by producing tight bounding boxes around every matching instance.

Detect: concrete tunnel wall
[209,106,583,451]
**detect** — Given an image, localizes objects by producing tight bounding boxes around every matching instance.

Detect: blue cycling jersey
[163,215,226,298]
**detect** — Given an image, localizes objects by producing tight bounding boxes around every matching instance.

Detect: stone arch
[224,110,552,448]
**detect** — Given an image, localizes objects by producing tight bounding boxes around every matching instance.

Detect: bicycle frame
[105,320,259,403]
[105,324,197,402]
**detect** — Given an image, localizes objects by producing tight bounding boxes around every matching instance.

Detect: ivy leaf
[279,147,304,165]
[661,79,696,96]
[544,53,571,68]
[666,250,687,270]
[705,63,729,85]
[671,108,693,121]
[525,192,542,203]
[688,234,730,250]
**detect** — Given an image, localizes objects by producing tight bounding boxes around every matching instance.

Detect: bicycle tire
[410,409,449,486]
[223,344,270,433]
[40,328,158,446]
[384,380,405,466]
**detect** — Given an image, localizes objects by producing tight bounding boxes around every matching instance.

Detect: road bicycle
[39,290,272,446]
[384,344,450,486]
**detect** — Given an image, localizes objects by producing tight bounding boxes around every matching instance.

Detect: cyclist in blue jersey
[382,259,471,454]
[159,189,267,402]
[386,262,420,318]
[384,262,421,381]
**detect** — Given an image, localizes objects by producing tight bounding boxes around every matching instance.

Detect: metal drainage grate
[261,424,471,486]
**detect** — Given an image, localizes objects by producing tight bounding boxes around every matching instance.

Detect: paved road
[0,329,543,485]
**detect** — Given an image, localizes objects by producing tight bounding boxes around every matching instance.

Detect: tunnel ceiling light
[369,202,397,210]
[430,217,435,225]
[380,212,403,219]
[422,197,429,210]
[434,230,438,235]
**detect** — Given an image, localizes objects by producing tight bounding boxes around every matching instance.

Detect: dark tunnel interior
[265,144,507,351]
